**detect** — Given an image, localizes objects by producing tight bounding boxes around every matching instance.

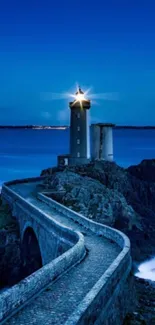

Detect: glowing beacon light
[70,86,90,109]
[75,87,85,101]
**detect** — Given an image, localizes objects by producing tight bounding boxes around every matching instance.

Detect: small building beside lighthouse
[91,123,115,162]
[69,87,91,165]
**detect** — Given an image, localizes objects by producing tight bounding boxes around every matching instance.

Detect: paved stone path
[5,182,120,325]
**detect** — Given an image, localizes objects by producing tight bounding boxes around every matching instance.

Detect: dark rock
[125,277,155,324]
[46,170,137,228]
[0,199,22,289]
[41,160,155,262]
[0,223,22,288]
[128,159,155,182]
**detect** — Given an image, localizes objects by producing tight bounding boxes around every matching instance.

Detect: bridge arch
[21,226,42,277]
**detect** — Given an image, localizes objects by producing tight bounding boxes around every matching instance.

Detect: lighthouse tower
[69,87,91,165]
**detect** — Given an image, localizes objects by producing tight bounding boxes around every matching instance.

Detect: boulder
[0,224,22,288]
[41,160,155,261]
[128,159,155,182]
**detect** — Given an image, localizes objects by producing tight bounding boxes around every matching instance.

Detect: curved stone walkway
[4,182,120,325]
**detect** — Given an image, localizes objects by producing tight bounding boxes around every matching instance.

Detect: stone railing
[0,183,86,323]
[2,185,78,245]
[38,192,132,324]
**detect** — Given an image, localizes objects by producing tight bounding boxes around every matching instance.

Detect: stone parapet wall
[38,192,132,325]
[0,237,85,323]
[2,185,77,246]
[0,184,86,323]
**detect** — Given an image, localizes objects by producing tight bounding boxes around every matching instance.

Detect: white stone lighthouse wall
[90,125,114,162]
[90,125,100,160]
[101,127,114,161]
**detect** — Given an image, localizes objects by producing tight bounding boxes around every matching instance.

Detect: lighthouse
[57,86,115,168]
[68,87,91,165]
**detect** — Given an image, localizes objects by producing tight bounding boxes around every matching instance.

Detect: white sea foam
[135,257,155,281]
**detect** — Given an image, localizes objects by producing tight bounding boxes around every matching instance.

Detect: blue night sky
[0,0,155,125]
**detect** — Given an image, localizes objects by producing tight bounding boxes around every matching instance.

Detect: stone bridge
[0,177,132,324]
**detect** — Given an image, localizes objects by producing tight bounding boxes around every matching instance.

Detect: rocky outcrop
[0,225,22,288]
[128,159,155,182]
[41,160,155,262]
[44,170,137,228]
[124,278,155,324]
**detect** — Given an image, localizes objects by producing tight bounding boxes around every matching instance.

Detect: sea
[0,128,155,188]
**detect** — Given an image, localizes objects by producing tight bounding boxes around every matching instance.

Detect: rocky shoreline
[124,277,155,324]
[41,159,155,323]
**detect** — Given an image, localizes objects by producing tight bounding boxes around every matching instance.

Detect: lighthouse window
[77,139,80,144]
[77,113,80,118]
[77,152,80,157]
[77,126,80,131]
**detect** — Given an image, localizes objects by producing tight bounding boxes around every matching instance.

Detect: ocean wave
[135,257,155,281]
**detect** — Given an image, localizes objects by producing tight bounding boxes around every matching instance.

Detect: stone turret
[91,123,115,162]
